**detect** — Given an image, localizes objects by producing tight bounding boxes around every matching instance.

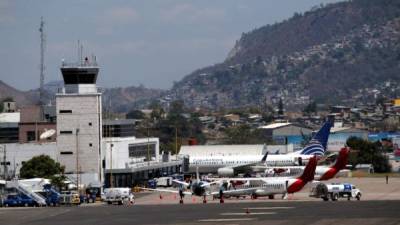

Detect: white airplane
[213,156,318,202]
[189,118,333,176]
[263,147,350,181]
[141,168,219,204]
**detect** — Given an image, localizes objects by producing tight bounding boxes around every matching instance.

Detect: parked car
[3,194,36,207]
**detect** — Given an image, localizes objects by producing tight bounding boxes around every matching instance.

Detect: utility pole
[75,128,80,192]
[175,126,178,160]
[2,145,6,180]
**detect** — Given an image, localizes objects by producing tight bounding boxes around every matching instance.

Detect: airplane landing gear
[179,189,184,204]
[203,196,207,204]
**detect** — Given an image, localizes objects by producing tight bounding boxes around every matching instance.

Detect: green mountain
[171,0,400,110]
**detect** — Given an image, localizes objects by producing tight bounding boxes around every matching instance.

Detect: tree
[20,155,64,179]
[169,100,185,115]
[126,109,145,119]
[303,101,317,115]
[278,98,284,116]
[346,137,391,173]
[224,125,265,144]
[149,101,165,120]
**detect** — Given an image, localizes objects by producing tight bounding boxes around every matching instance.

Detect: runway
[1,200,400,225]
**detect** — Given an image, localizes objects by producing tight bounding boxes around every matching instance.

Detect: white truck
[310,182,362,201]
[155,177,173,187]
[103,188,135,205]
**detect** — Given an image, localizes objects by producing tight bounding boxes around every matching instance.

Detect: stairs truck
[7,180,47,206]
[310,182,362,201]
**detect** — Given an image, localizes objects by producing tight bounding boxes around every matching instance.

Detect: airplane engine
[217,168,235,177]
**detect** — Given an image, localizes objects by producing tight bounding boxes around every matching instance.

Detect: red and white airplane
[263,147,350,181]
[212,156,318,201]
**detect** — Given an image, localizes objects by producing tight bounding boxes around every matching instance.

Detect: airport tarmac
[1,200,399,225]
[1,177,400,225]
[135,177,400,205]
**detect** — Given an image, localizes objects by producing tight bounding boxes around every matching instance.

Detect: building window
[59,110,72,113]
[89,122,92,126]
[89,143,93,147]
[60,151,73,155]
[27,131,36,141]
[60,131,73,134]
[128,142,156,161]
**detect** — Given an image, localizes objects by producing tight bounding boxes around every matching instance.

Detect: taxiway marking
[243,206,294,210]
[221,212,276,215]
[198,218,256,222]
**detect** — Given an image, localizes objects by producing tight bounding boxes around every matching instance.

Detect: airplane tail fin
[298,156,317,183]
[312,116,334,150]
[261,151,268,164]
[299,116,334,156]
[332,147,349,171]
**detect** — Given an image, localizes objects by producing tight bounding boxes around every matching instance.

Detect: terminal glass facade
[128,142,157,161]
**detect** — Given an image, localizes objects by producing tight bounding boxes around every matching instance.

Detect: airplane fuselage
[189,154,314,174]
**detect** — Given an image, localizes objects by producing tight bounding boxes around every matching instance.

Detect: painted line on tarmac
[243,206,294,210]
[221,212,276,215]
[198,218,256,222]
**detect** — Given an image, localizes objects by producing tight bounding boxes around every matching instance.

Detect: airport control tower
[56,57,103,186]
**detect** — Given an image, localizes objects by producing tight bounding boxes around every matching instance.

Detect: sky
[0,0,342,91]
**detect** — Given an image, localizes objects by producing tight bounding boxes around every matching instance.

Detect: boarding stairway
[8,180,47,206]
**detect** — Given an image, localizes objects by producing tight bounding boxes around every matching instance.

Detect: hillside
[171,0,400,110]
[0,80,164,113]
[102,85,165,112]
[0,80,38,106]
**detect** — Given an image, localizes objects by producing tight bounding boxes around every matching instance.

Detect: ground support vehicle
[59,191,81,206]
[3,194,37,207]
[155,177,173,187]
[310,182,362,201]
[104,188,135,205]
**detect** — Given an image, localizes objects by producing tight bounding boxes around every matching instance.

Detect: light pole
[147,126,150,165]
[110,143,113,188]
[0,145,6,180]
[75,128,80,192]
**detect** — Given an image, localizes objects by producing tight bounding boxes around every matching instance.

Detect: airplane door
[298,157,303,166]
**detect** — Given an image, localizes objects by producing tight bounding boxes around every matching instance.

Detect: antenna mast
[39,17,46,105]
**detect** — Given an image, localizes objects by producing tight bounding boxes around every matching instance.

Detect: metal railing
[61,61,98,68]
[8,180,47,205]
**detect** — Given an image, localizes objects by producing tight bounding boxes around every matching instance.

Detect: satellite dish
[40,129,56,140]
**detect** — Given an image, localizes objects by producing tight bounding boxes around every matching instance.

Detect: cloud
[104,7,140,24]
[95,6,140,36]
[160,3,226,25]
[0,0,15,24]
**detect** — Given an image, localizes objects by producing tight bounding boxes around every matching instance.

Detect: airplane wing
[140,187,192,195]
[172,179,190,187]
[200,181,221,187]
[233,150,270,171]
[210,187,260,196]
